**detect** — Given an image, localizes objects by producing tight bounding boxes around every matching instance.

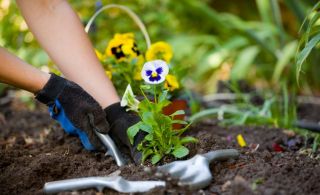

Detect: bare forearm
[0,48,49,93]
[16,0,119,107]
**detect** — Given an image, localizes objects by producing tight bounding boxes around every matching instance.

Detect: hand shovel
[88,113,126,166]
[157,149,239,190]
[44,175,165,194]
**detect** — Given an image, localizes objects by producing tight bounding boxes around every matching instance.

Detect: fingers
[87,112,110,134]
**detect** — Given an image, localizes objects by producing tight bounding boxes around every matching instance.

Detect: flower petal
[156,67,163,74]
[141,60,169,84]
[146,70,152,76]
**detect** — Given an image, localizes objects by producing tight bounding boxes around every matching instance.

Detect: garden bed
[0,98,319,195]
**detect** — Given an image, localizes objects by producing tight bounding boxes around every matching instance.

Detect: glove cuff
[104,102,127,123]
[35,73,66,105]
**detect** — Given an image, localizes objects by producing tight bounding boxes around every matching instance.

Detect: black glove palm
[35,73,109,151]
[104,103,146,164]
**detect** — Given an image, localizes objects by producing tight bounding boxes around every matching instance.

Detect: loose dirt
[0,99,319,195]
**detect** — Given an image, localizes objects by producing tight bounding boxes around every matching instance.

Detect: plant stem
[153,85,157,104]
[140,87,151,104]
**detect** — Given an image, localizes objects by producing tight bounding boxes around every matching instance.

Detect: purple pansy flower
[141,60,169,84]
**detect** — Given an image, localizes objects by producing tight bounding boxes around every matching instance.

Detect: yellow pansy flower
[105,70,112,79]
[105,33,140,60]
[146,41,173,63]
[164,74,179,91]
[133,55,145,81]
[95,49,105,61]
[134,71,142,80]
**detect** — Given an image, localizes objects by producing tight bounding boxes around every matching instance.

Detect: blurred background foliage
[1,0,320,96]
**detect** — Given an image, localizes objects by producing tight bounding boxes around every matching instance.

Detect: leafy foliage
[190,89,297,129]
[123,85,197,164]
[2,0,319,95]
[296,2,320,83]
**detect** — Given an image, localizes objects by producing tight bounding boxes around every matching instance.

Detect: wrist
[34,72,50,92]
[35,73,67,105]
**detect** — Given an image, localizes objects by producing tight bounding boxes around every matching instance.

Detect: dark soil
[0,98,319,195]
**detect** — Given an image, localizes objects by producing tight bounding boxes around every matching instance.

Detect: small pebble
[144,167,152,173]
[221,180,231,191]
[155,172,163,178]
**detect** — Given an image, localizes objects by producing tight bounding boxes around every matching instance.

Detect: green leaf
[158,90,168,103]
[140,85,151,90]
[142,149,154,163]
[139,123,153,133]
[156,99,171,112]
[231,46,260,81]
[272,41,298,82]
[151,154,162,164]
[240,29,277,59]
[170,110,185,117]
[180,136,198,144]
[256,0,272,24]
[296,34,320,81]
[171,120,188,125]
[127,121,143,144]
[189,108,220,123]
[270,0,285,43]
[145,134,153,141]
[121,84,140,112]
[172,145,189,158]
[312,135,319,153]
[142,112,154,125]
[139,99,152,112]
[305,12,320,43]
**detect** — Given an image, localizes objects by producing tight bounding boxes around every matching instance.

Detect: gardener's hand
[104,103,146,164]
[35,73,110,151]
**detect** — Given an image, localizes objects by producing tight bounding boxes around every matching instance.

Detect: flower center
[151,72,158,78]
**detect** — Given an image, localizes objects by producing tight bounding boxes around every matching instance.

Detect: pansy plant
[95,33,183,96]
[122,60,197,164]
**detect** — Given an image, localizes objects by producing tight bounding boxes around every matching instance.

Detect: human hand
[104,103,146,164]
[35,73,110,151]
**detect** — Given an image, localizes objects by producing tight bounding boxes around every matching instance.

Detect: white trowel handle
[44,177,109,193]
[203,149,239,162]
[44,176,166,194]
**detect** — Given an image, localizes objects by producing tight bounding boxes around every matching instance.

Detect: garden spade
[43,175,165,194]
[94,130,127,166]
[157,149,239,190]
[88,113,127,167]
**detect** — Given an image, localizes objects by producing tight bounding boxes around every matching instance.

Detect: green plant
[95,32,182,96]
[122,60,197,164]
[296,2,320,83]
[190,87,297,129]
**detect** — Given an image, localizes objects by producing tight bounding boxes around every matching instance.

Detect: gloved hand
[104,102,146,164]
[35,73,110,151]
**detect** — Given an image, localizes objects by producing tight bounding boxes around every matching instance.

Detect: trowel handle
[203,149,239,162]
[44,177,108,194]
[44,176,166,194]
[94,131,127,166]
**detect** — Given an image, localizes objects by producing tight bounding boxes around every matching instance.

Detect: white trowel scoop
[157,149,240,190]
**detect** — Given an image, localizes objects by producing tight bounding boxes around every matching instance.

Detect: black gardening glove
[35,73,110,151]
[104,102,146,164]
